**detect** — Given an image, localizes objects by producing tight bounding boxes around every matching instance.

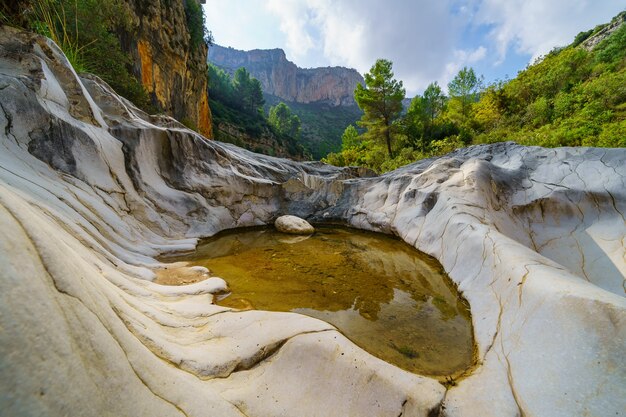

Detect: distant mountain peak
[208,44,364,107]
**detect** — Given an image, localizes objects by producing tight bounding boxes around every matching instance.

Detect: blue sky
[203,0,625,96]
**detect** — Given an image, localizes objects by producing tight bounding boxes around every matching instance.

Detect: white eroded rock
[275,214,315,234]
[154,277,228,296]
[0,26,624,417]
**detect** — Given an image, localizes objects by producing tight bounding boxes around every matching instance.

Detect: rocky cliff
[120,0,212,137]
[213,119,306,159]
[1,27,625,417]
[580,11,626,51]
[209,44,364,106]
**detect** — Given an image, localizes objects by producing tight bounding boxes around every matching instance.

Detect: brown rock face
[208,45,363,107]
[120,0,212,137]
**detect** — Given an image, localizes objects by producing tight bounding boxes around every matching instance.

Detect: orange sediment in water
[162,226,474,379]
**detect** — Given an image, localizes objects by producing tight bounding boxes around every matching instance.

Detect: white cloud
[441,46,488,90]
[476,0,625,63]
[204,1,286,51]
[206,0,625,95]
[265,0,462,94]
[266,0,316,59]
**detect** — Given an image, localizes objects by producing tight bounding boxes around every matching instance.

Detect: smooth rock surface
[0,27,624,417]
[275,215,315,234]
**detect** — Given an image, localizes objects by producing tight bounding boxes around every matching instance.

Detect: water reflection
[168,226,474,377]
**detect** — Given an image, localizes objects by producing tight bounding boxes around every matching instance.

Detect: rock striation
[208,44,364,106]
[120,0,213,137]
[1,27,625,417]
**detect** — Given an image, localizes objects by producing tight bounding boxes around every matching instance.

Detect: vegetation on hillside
[3,0,212,113]
[263,94,362,159]
[4,0,152,109]
[184,0,213,50]
[325,13,626,173]
[268,102,301,139]
[208,64,306,158]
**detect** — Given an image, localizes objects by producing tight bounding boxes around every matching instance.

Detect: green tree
[233,67,265,114]
[448,67,482,119]
[208,64,235,104]
[423,82,446,124]
[341,125,361,150]
[354,59,405,157]
[269,102,301,139]
[404,82,447,151]
[404,96,427,149]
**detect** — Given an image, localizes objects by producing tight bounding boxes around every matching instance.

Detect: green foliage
[184,0,213,50]
[208,64,236,104]
[447,66,482,121]
[263,94,363,159]
[233,67,264,114]
[355,59,406,157]
[208,64,264,116]
[422,82,446,123]
[324,14,625,173]
[268,102,301,139]
[404,82,449,151]
[474,22,626,148]
[572,29,594,47]
[594,22,626,66]
[341,125,361,150]
[208,67,305,158]
[13,0,152,111]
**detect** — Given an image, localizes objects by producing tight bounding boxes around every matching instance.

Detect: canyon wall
[120,0,212,137]
[1,26,624,417]
[209,44,364,106]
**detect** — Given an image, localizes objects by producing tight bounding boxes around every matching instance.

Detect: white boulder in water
[275,215,315,234]
[0,26,624,417]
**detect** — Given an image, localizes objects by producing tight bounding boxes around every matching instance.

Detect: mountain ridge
[208,44,364,107]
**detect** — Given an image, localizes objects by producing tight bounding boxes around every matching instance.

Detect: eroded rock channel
[161,226,475,379]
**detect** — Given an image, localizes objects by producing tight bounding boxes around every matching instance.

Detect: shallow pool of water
[164,226,474,378]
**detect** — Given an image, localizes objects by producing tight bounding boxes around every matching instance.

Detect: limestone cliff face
[120,0,212,137]
[208,44,364,106]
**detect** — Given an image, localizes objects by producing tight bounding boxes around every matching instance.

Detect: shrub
[184,0,212,50]
[18,0,153,111]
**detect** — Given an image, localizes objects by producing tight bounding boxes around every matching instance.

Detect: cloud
[264,0,463,94]
[442,46,488,89]
[266,0,316,59]
[204,1,286,51]
[476,0,624,62]
[207,0,625,95]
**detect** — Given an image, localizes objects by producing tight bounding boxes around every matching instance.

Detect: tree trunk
[385,127,393,158]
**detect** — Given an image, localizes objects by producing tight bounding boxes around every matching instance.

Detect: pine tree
[354,59,405,158]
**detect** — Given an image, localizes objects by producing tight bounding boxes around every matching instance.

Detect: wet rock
[275,215,315,235]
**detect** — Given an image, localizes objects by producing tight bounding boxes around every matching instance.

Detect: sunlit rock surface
[274,215,315,234]
[0,27,624,417]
